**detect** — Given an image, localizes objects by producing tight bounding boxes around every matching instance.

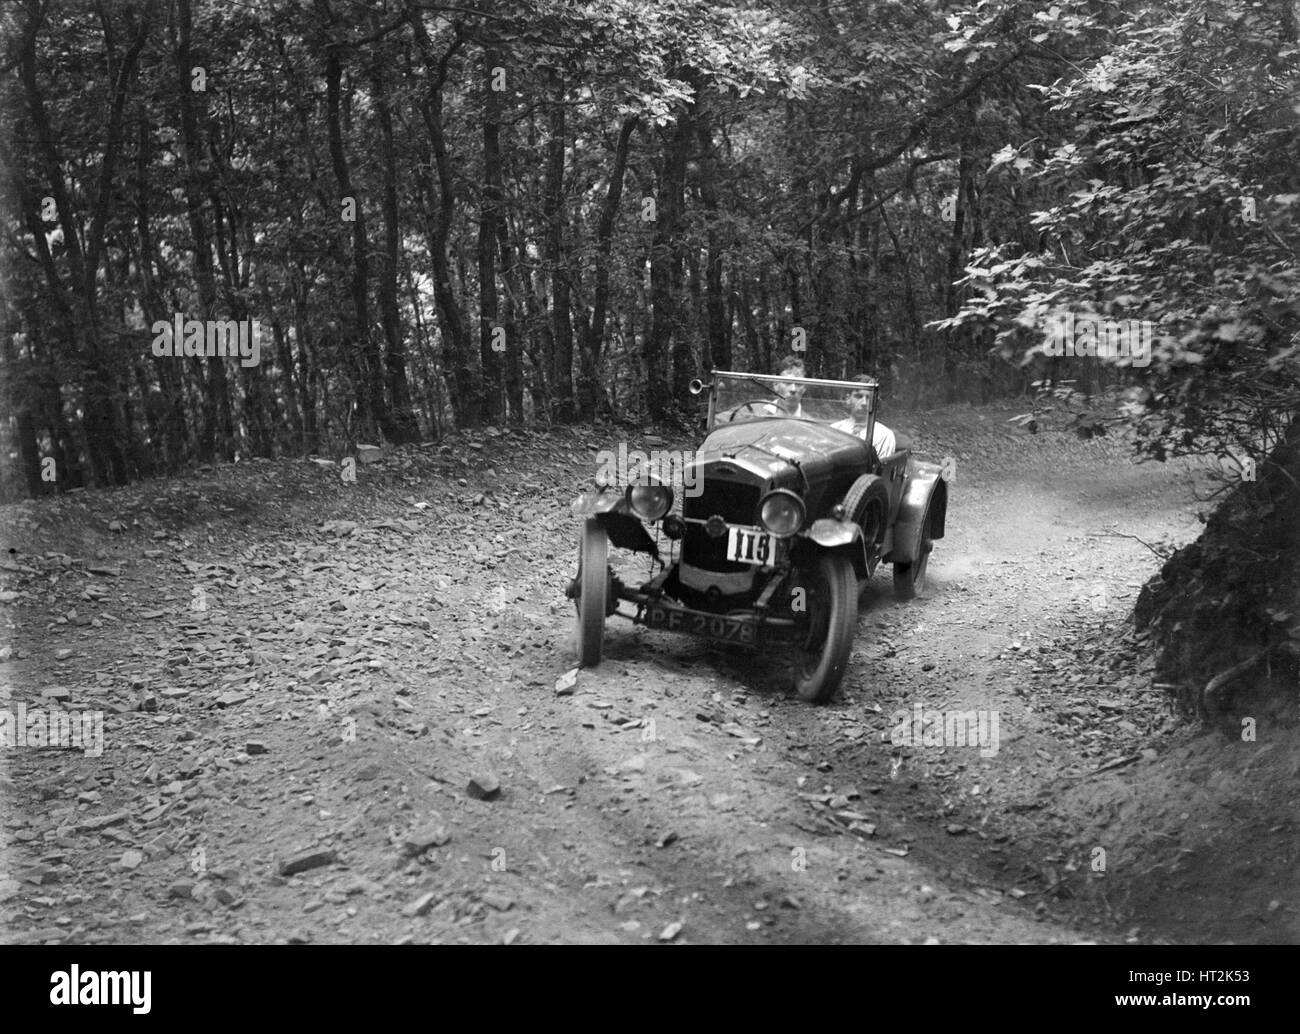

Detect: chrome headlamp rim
[758,488,805,538]
[626,482,674,521]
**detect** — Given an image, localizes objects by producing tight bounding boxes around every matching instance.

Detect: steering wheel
[721,400,777,422]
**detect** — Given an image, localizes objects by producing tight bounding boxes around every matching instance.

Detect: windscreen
[711,371,878,431]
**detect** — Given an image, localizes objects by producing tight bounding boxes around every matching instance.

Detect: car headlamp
[626,483,674,522]
[758,490,805,537]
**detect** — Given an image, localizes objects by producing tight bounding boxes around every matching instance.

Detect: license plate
[726,526,776,566]
[641,603,757,644]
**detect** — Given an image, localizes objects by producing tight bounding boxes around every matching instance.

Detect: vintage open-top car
[566,370,948,702]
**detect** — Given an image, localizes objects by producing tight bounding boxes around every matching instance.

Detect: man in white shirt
[830,375,899,458]
[763,354,807,418]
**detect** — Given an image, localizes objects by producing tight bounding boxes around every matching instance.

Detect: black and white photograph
[0,0,1295,994]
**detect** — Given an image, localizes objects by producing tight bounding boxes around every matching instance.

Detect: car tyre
[575,518,609,667]
[842,475,890,563]
[893,505,933,601]
[793,553,858,703]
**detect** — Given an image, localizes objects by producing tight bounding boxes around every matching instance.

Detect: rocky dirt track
[2,403,1296,944]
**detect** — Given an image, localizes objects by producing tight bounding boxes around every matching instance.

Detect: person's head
[846,374,873,421]
[777,355,805,378]
[774,354,806,406]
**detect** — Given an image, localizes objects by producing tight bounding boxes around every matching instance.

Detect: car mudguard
[570,488,628,516]
[806,517,862,549]
[888,461,947,563]
[797,518,872,578]
[570,489,659,558]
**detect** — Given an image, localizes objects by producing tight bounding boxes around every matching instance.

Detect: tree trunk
[176,0,233,462]
[20,0,149,486]
[514,211,551,421]
[321,20,390,442]
[134,112,189,471]
[697,119,730,371]
[3,318,44,494]
[544,95,575,422]
[410,17,477,428]
[272,319,304,451]
[578,116,637,420]
[738,274,760,368]
[478,45,505,423]
[370,63,419,443]
[405,265,442,437]
[293,289,319,453]
[495,199,525,422]
[646,103,693,420]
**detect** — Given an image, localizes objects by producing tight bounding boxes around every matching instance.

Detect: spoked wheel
[792,553,858,703]
[893,507,933,601]
[573,518,610,667]
[842,475,890,576]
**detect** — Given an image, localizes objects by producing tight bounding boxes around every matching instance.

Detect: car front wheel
[574,518,609,667]
[793,553,858,703]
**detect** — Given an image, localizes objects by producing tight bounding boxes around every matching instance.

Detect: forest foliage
[0,0,1296,499]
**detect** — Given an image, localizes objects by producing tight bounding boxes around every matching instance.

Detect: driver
[830,374,904,458]
[763,354,807,417]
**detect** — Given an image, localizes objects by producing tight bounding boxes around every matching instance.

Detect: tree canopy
[0,0,1296,499]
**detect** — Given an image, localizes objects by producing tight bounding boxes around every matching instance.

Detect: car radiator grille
[682,482,761,572]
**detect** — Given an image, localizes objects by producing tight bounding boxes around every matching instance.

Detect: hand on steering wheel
[724,400,775,422]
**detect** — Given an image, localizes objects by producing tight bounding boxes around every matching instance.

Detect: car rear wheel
[893,506,933,601]
[793,553,858,703]
[574,518,609,667]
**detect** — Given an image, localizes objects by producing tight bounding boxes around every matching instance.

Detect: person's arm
[873,421,896,457]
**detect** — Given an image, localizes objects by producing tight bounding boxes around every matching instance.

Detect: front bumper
[630,592,803,647]
[625,565,804,647]
[566,564,803,646]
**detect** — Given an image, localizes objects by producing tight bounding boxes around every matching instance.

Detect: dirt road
[2,403,1295,944]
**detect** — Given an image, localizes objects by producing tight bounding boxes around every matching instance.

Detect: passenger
[830,374,906,458]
